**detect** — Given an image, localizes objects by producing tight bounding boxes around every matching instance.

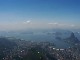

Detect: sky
[0,0,80,31]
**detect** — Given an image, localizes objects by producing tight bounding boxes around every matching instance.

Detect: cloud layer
[0,21,78,31]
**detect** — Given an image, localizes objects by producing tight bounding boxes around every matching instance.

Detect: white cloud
[26,20,31,23]
[23,20,31,24]
[70,24,75,27]
[48,22,76,28]
[48,22,58,25]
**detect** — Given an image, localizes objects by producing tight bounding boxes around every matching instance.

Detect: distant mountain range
[0,29,80,41]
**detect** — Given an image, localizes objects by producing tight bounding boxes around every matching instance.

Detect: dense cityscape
[0,32,80,60]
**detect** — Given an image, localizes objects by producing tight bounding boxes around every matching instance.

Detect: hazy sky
[0,0,80,31]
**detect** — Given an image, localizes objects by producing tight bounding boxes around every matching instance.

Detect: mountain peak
[70,32,75,38]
